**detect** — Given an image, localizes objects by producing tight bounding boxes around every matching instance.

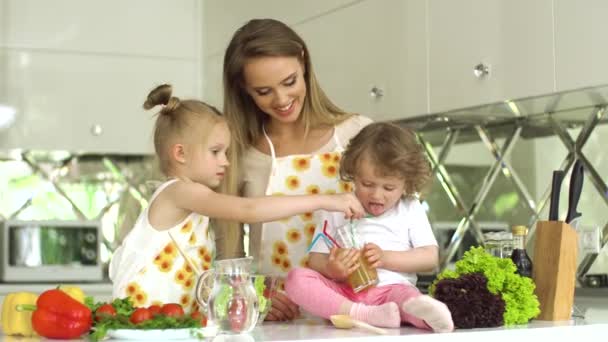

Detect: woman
[217,18,373,321]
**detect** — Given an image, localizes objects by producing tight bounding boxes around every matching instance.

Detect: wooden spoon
[329,315,389,335]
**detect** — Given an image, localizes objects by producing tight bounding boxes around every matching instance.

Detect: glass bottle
[510,225,533,278]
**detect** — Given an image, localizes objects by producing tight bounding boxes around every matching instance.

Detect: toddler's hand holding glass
[326,246,361,281]
[362,243,384,269]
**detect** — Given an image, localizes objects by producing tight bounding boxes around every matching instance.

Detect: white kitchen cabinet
[295,0,428,121]
[5,0,199,59]
[0,4,5,47]
[1,0,202,154]
[1,4,7,127]
[203,0,360,57]
[428,0,555,113]
[554,0,608,91]
[203,53,224,110]
[1,50,198,154]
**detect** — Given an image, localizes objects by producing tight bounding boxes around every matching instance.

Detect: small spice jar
[483,231,513,258]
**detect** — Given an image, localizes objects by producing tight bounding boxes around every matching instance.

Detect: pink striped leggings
[285,267,428,329]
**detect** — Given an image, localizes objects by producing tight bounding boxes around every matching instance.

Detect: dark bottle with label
[511,225,533,278]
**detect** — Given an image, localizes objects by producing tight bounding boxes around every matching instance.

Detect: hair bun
[163,96,180,114]
[143,84,180,114]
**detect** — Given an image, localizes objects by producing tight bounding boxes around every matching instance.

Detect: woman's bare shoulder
[336,114,374,140]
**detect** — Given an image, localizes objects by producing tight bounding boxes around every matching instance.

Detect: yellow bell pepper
[1,292,38,337]
[58,285,85,304]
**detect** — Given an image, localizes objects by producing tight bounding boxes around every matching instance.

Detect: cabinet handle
[370,86,384,99]
[90,124,103,136]
[473,63,490,78]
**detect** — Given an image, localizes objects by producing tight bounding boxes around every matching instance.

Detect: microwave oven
[0,220,104,282]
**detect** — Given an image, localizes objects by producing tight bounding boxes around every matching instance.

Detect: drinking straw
[322,220,341,248]
[349,215,373,248]
[306,233,334,253]
[348,221,358,247]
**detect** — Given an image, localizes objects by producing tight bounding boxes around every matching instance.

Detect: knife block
[532,220,578,321]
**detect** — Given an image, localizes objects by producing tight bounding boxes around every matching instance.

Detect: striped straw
[322,220,341,248]
[306,233,334,253]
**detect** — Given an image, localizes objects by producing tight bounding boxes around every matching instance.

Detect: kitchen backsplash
[0,150,533,262]
[0,147,605,283]
[0,151,161,265]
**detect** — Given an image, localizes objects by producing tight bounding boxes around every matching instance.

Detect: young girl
[109,84,364,311]
[285,122,454,332]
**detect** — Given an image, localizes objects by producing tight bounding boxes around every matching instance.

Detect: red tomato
[147,304,162,316]
[95,303,117,321]
[190,311,208,327]
[228,297,247,332]
[130,308,152,324]
[160,303,184,318]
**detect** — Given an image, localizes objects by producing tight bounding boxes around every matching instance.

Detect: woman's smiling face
[243,56,307,123]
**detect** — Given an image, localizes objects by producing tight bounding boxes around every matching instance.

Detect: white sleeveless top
[109,179,215,312]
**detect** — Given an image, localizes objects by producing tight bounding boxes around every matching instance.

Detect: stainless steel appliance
[0,220,103,282]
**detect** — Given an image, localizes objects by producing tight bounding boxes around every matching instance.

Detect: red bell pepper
[18,289,92,339]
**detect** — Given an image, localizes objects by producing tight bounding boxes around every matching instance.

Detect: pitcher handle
[195,269,214,314]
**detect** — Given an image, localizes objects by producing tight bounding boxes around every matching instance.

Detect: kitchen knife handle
[549,170,565,221]
[566,160,584,223]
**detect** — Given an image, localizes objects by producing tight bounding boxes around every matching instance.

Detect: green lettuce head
[254,275,268,313]
[430,246,540,326]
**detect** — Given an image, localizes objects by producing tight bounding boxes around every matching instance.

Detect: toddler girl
[285,122,453,332]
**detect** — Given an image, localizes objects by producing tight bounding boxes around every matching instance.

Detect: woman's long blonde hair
[217,19,354,258]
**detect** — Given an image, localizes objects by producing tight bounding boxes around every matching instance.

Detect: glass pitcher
[195,257,259,334]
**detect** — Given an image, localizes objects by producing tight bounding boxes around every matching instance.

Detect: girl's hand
[265,291,300,321]
[326,247,360,281]
[324,193,365,219]
[362,243,384,269]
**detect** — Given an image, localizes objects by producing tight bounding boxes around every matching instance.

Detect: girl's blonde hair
[340,122,432,198]
[143,84,224,176]
[217,19,355,258]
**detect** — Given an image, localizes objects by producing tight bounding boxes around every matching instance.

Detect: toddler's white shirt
[310,198,437,287]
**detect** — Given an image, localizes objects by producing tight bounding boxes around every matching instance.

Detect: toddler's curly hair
[340,122,432,198]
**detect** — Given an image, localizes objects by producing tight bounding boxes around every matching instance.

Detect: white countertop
[1,285,607,341]
[241,317,607,342]
[2,315,607,342]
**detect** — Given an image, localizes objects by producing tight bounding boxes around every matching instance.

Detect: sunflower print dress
[258,127,351,277]
[110,179,215,313]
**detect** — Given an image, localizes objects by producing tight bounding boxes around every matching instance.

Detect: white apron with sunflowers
[259,128,352,277]
[109,179,215,313]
